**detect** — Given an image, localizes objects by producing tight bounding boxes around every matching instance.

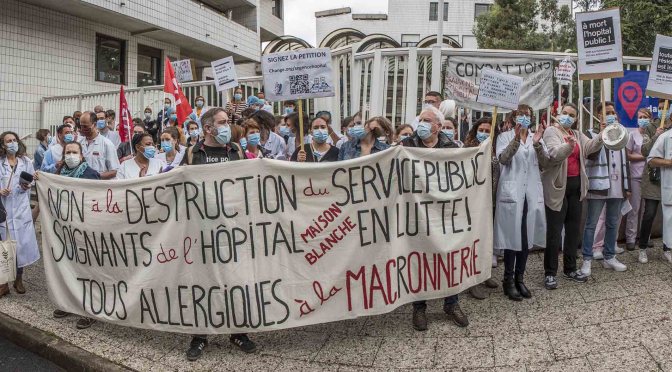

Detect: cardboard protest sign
[476,68,523,111]
[613,70,659,128]
[37,144,492,334]
[261,48,335,101]
[575,8,624,80]
[555,57,576,85]
[646,34,672,100]
[444,56,552,111]
[211,57,238,93]
[171,59,194,83]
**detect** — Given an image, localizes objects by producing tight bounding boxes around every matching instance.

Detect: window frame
[136,44,163,87]
[272,0,283,19]
[474,3,493,21]
[429,2,438,21]
[401,34,420,48]
[95,33,127,85]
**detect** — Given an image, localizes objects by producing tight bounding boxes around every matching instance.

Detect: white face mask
[64,154,81,168]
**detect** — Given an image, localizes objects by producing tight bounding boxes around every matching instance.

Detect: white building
[0,0,284,142]
[316,0,571,50]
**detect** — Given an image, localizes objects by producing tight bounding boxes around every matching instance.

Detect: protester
[117,123,146,162]
[72,110,82,131]
[242,119,265,159]
[142,107,159,143]
[393,124,413,145]
[541,103,604,290]
[116,133,164,179]
[63,115,76,129]
[338,116,391,160]
[225,87,248,124]
[495,108,548,301]
[33,128,51,169]
[283,100,296,116]
[292,117,340,162]
[314,111,344,148]
[192,95,210,122]
[397,107,466,331]
[157,98,172,127]
[42,124,75,173]
[154,127,185,172]
[93,105,104,114]
[186,120,201,147]
[105,109,116,131]
[442,117,463,147]
[646,112,672,261]
[247,110,286,159]
[338,116,354,147]
[410,91,443,129]
[78,111,120,179]
[95,110,121,148]
[0,132,39,297]
[165,107,178,129]
[623,108,649,251]
[284,112,311,159]
[179,107,255,360]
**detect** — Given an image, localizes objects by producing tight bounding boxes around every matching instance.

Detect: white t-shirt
[100,130,121,149]
[155,147,185,171]
[116,158,165,180]
[263,132,287,160]
[79,134,120,174]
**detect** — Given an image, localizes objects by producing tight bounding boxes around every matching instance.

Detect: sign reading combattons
[646,34,672,100]
[575,8,624,80]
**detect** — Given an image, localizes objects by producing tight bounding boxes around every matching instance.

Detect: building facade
[0,0,283,141]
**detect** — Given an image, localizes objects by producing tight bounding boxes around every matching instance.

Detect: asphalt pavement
[0,336,63,372]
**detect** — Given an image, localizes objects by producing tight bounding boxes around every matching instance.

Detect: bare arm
[649,158,672,168]
[626,149,646,162]
[100,170,117,180]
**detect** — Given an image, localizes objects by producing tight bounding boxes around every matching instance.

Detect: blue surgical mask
[5,142,18,154]
[214,125,231,144]
[143,146,156,159]
[558,114,574,128]
[441,129,455,140]
[234,93,242,101]
[606,115,617,125]
[279,125,291,137]
[516,115,531,129]
[170,114,178,122]
[161,141,173,153]
[637,118,650,128]
[64,133,74,143]
[96,119,106,129]
[196,100,204,108]
[144,112,152,119]
[476,132,489,143]
[247,133,261,146]
[284,107,294,115]
[399,135,409,142]
[239,138,247,150]
[189,129,200,138]
[416,121,433,140]
[312,129,329,144]
[350,125,366,140]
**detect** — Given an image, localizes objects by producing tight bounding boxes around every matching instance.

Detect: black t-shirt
[417,139,440,148]
[203,145,232,163]
[291,144,340,162]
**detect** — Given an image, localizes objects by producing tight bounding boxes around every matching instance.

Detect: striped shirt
[224,102,248,122]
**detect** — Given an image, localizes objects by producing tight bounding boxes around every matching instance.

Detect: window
[137,44,162,87]
[401,34,420,47]
[474,3,493,20]
[272,0,283,19]
[95,34,126,84]
[429,2,449,21]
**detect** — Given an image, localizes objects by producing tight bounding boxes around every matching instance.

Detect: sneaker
[663,251,672,264]
[602,257,627,272]
[230,334,257,353]
[187,337,208,361]
[563,270,589,283]
[484,278,499,289]
[75,317,96,330]
[544,276,558,290]
[626,243,636,251]
[469,285,487,300]
[615,246,625,254]
[412,307,428,331]
[639,250,649,264]
[53,309,70,319]
[593,251,604,260]
[443,303,468,327]
[581,260,592,276]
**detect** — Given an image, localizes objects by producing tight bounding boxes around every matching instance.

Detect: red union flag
[164,57,193,128]
[118,86,133,143]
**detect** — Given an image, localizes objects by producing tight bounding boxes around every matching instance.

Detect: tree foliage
[601,0,672,57]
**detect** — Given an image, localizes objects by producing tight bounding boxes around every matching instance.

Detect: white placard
[476,69,523,110]
[171,59,193,83]
[211,57,238,93]
[261,48,335,101]
[575,8,624,80]
[646,34,672,100]
[555,57,576,85]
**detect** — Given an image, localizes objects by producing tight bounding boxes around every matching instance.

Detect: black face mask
[75,118,80,125]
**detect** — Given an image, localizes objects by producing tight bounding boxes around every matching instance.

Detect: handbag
[649,165,661,184]
[0,171,17,285]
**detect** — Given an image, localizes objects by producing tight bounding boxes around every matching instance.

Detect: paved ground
[1,226,672,371]
[0,336,64,372]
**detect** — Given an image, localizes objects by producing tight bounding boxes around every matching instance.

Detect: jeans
[413,295,458,310]
[544,176,582,276]
[504,199,529,280]
[582,198,622,261]
[639,199,670,251]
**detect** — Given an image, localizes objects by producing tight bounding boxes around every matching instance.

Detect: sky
[283,0,389,46]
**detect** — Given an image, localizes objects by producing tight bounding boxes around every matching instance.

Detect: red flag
[164,58,193,128]
[118,86,133,143]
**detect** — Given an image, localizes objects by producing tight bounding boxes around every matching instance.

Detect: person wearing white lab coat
[494,112,549,301]
[0,132,39,297]
[648,128,672,250]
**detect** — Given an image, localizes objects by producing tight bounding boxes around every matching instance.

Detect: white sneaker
[663,251,672,264]
[581,259,592,276]
[492,254,498,268]
[639,250,648,264]
[603,257,627,272]
[615,246,625,254]
[593,251,604,260]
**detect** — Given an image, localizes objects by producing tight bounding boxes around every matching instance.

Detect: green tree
[601,0,672,57]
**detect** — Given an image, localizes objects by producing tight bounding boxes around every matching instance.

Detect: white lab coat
[192,106,211,121]
[648,130,672,247]
[0,156,40,268]
[493,131,547,251]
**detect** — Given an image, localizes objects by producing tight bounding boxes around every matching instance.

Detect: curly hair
[0,131,27,158]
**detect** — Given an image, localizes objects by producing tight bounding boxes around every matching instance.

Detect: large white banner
[38,144,492,334]
[261,48,335,101]
[444,56,553,112]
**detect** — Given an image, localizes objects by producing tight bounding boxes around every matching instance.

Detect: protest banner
[646,34,672,100]
[575,8,623,80]
[444,56,553,112]
[211,57,238,93]
[613,70,658,128]
[171,59,194,83]
[37,144,492,334]
[476,68,523,111]
[555,57,576,86]
[261,48,335,102]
